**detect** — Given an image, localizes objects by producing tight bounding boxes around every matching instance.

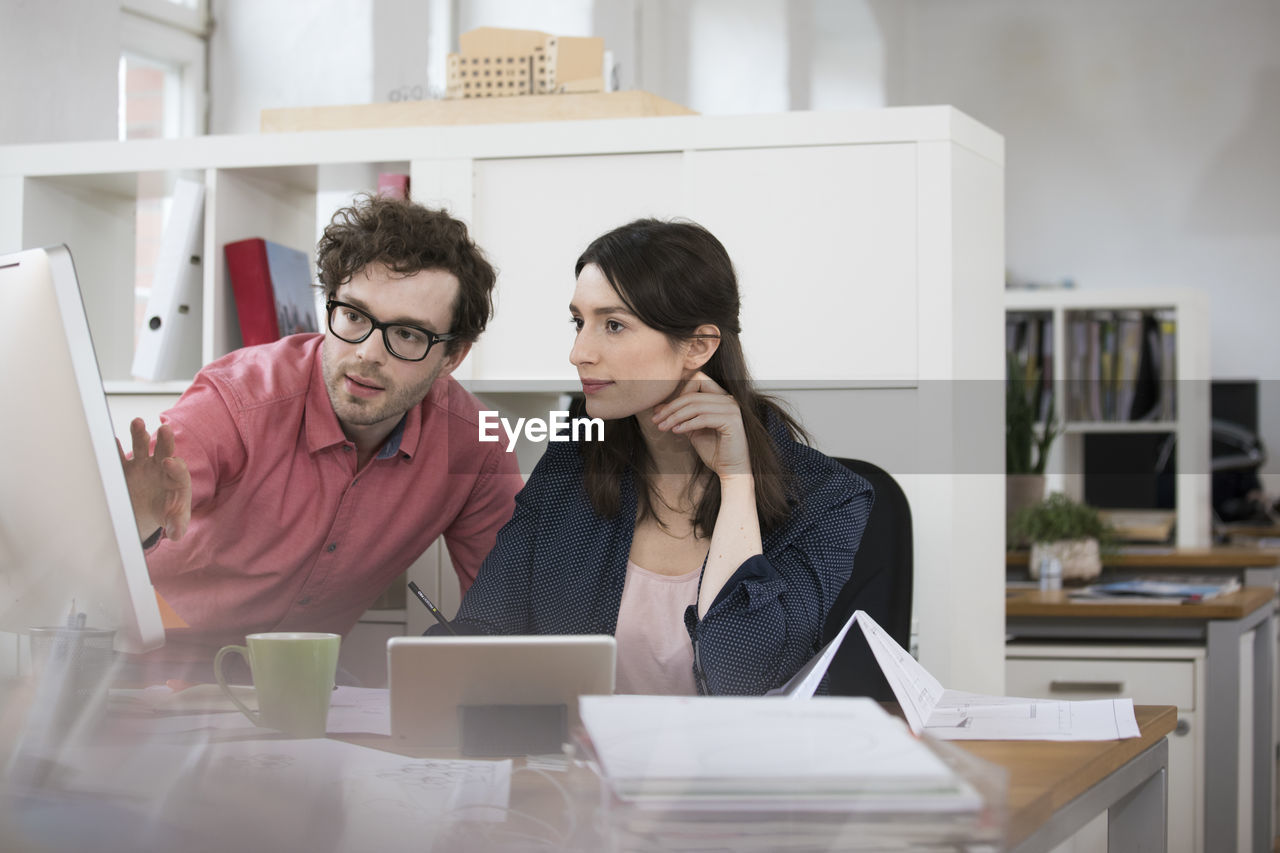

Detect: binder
[131,178,205,380]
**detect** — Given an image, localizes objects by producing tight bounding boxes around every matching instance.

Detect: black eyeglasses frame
[325,299,456,363]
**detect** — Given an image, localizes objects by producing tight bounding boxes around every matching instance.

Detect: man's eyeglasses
[326,300,455,362]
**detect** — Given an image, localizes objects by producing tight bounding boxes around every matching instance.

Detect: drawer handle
[1048,680,1125,694]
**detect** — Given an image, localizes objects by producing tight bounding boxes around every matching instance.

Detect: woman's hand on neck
[637,405,701,479]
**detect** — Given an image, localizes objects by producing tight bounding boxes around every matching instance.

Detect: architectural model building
[446,27,604,99]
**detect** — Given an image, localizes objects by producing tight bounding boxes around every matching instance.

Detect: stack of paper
[581,695,978,806]
[579,695,993,850]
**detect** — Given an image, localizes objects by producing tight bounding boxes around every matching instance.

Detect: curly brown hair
[316,194,496,356]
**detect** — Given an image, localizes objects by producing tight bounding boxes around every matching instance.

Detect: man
[120,195,522,677]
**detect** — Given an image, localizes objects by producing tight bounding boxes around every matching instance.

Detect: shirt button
[326,543,337,552]
[342,445,352,452]
[299,597,311,606]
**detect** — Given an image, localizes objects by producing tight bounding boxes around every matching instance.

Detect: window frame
[119,0,209,138]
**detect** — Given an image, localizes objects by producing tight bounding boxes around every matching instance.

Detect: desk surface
[0,686,1176,852]
[348,706,1177,851]
[1006,585,1275,620]
[1007,545,1280,571]
[962,704,1175,848]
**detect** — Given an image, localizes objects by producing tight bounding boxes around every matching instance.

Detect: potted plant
[1010,492,1113,583]
[1006,352,1059,523]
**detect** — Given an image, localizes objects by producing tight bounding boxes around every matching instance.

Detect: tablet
[387,634,616,748]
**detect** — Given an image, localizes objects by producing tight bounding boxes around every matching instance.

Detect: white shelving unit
[1,106,1006,691]
[1005,288,1211,547]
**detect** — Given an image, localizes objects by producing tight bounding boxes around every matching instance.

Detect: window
[118,0,208,140]
[119,0,209,359]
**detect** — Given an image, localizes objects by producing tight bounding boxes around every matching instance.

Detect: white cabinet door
[685,144,919,383]
[1008,650,1203,853]
[469,152,686,382]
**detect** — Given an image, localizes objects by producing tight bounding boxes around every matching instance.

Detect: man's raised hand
[117,418,191,542]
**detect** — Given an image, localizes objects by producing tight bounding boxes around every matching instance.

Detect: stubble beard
[322,342,443,428]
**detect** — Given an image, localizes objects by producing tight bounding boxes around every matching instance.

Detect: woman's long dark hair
[574,218,806,536]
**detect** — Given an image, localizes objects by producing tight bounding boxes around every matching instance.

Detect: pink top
[613,560,701,695]
[142,334,523,664]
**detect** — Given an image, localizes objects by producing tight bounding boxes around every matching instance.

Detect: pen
[407,581,457,635]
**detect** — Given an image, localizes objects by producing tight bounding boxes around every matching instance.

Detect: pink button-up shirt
[142,334,522,664]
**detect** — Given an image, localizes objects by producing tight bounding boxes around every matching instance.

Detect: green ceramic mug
[214,632,340,737]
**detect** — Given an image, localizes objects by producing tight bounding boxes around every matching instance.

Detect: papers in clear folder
[851,610,1140,741]
[578,695,981,811]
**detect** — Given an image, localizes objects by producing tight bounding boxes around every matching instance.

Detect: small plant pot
[1006,475,1046,541]
[1029,538,1101,585]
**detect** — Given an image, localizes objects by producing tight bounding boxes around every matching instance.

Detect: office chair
[823,458,914,700]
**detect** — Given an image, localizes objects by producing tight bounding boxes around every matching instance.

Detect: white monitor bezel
[0,246,165,653]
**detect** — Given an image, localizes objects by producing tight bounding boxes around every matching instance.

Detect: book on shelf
[1049,308,1177,424]
[1067,315,1089,420]
[1005,312,1053,420]
[1085,313,1104,420]
[1037,314,1053,420]
[377,172,410,199]
[1071,576,1240,602]
[132,178,205,380]
[1128,313,1163,421]
[1098,311,1117,419]
[1113,310,1144,422]
[1158,311,1177,420]
[224,238,320,347]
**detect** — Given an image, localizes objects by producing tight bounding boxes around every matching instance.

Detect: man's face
[321,263,465,438]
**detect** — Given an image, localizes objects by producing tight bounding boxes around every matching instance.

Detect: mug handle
[214,644,260,726]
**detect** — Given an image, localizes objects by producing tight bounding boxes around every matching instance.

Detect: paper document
[925,692,1140,741]
[851,610,1140,740]
[33,716,511,851]
[579,694,979,810]
[767,603,861,699]
[1071,577,1240,602]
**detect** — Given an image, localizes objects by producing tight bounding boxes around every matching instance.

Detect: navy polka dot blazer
[449,426,873,695]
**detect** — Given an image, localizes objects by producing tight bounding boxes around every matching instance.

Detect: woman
[450,218,873,695]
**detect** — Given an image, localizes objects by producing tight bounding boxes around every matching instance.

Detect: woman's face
[569,263,688,420]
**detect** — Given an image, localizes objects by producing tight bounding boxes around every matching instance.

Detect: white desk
[1007,586,1276,853]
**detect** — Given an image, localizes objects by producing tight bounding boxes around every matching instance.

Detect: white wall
[894,0,1280,489]
[4,0,1275,486]
[0,0,119,144]
[208,0,375,134]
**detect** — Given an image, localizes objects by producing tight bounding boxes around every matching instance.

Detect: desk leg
[1206,618,1242,853]
[1108,739,1169,853]
[1207,609,1275,853]
[1252,609,1275,852]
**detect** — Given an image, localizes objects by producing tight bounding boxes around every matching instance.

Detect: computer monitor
[0,246,165,654]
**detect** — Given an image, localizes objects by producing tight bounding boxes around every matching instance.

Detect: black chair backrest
[824,458,914,699]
